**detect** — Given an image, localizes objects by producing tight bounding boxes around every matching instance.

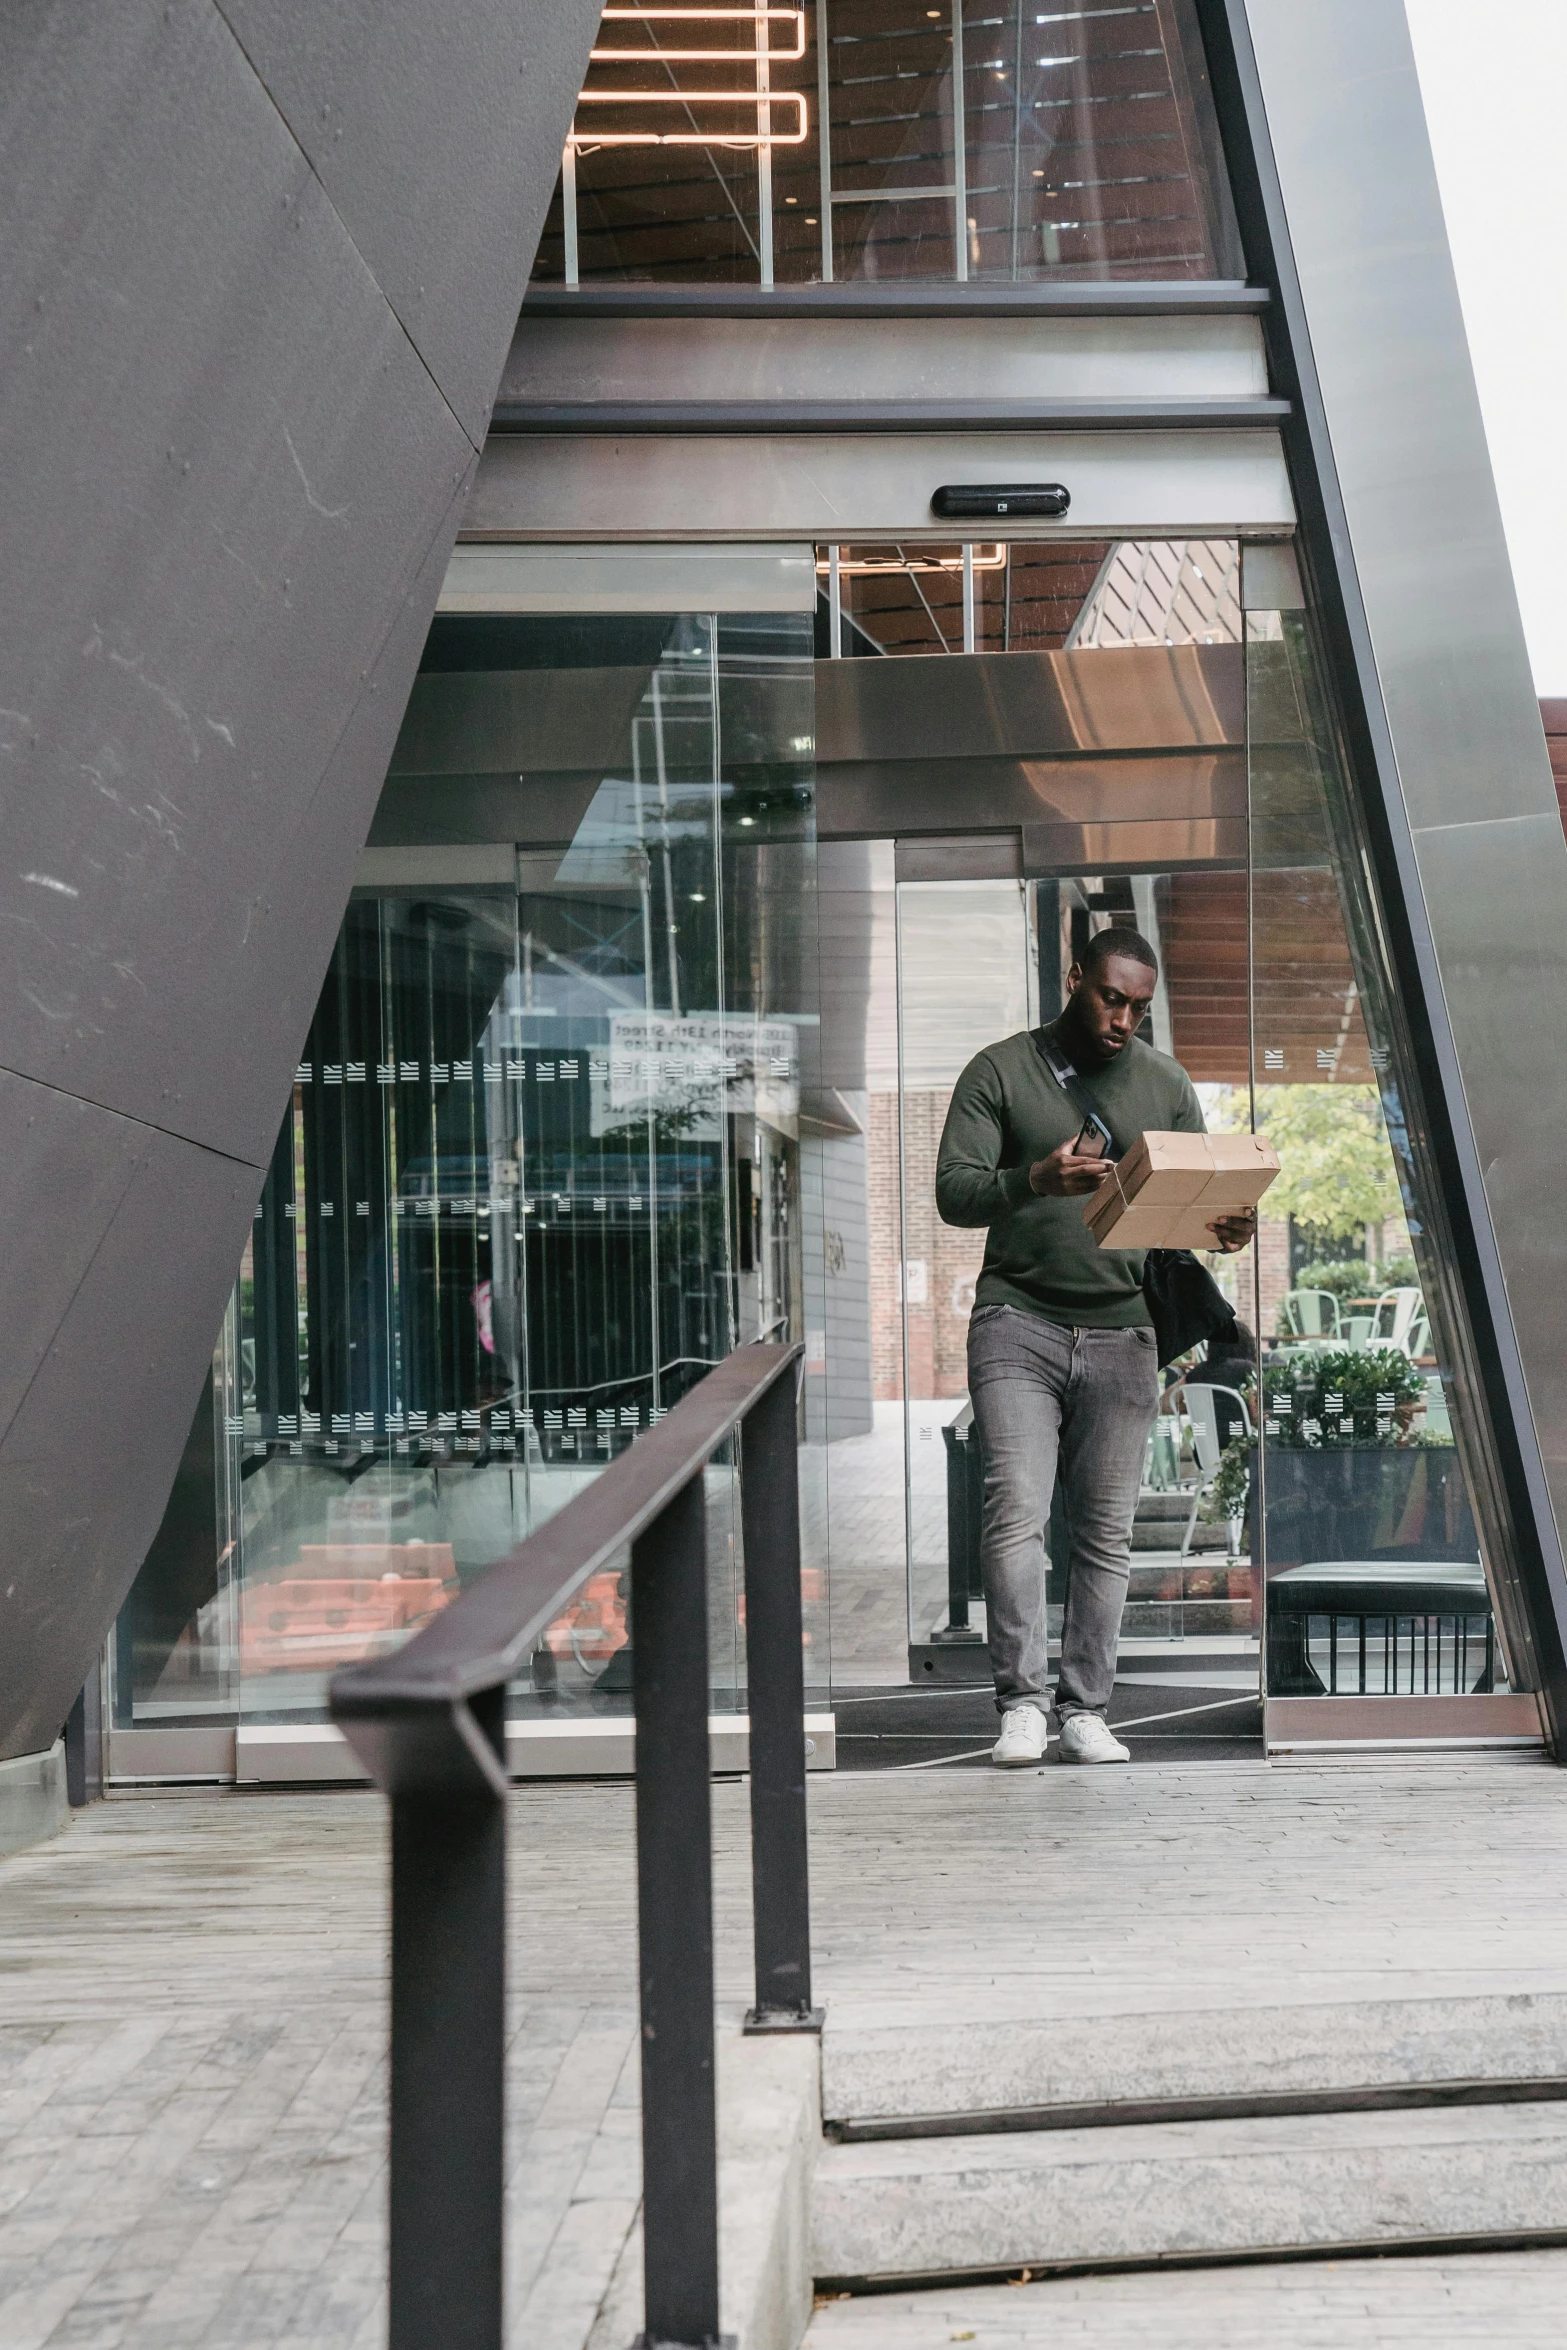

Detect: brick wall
[868,1088,987,1400]
[1256,1215,1291,1342]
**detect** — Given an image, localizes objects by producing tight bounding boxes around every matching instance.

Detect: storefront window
[533,1,1242,288]
[113,603,824,1738]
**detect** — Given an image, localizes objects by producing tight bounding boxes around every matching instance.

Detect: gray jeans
[967,1306,1159,1720]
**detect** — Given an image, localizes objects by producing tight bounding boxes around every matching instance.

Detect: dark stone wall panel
[0,2,475,1162]
[216,0,603,445]
[0,0,599,1753]
[0,1125,254,1761]
[0,1071,149,1446]
[214,470,478,1155]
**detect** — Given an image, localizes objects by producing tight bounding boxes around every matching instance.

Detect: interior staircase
[808,1961,1567,2284]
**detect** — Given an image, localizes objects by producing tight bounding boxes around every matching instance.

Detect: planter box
[1262,1443,1477,1572]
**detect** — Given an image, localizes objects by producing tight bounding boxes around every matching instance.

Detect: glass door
[892,865,1259,1686]
[1246,570,1523,1726]
[112,585,826,1751]
[893,873,1038,1668]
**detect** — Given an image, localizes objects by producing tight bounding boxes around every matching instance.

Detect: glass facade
[534,1,1242,287]
[112,541,1534,1755]
[114,602,824,1737]
[1247,595,1513,1702]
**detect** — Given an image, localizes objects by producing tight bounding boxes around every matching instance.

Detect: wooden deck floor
[1,1757,1565,2346]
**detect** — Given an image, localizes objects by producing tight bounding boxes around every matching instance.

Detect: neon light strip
[815,547,1009,576]
[593,7,806,63]
[572,90,808,147]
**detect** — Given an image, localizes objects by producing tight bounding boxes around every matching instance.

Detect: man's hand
[1207,1207,1257,1254]
[1029,1139,1114,1198]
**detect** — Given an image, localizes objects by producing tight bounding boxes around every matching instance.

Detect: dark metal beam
[522,283,1270,321]
[632,1476,723,2350]
[740,1370,819,2032]
[490,398,1290,437]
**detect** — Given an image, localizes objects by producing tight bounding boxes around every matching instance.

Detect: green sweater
[935,1023,1205,1328]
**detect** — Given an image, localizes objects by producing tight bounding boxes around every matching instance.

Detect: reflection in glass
[533,1,1242,287]
[113,609,822,1733]
[1248,606,1517,1700]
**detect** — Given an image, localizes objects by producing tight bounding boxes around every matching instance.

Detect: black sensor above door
[930,483,1071,520]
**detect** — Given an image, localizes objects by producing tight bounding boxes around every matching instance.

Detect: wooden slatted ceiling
[1163,869,1372,1086]
[832,543,1112,657]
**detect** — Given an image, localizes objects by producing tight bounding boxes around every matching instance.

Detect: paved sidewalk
[1,1759,1566,2346]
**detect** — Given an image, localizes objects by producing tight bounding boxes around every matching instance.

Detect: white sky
[1406,1,1567,692]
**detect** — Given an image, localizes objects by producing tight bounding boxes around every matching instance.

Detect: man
[935,928,1254,1767]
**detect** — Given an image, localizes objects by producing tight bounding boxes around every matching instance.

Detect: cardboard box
[1084,1130,1279,1251]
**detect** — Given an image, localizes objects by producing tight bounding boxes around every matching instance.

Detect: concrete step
[1134,1491,1194,1520]
[810,2098,1567,2284]
[821,1994,1567,2139]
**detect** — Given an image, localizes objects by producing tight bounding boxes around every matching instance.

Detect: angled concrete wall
[0,0,600,1758]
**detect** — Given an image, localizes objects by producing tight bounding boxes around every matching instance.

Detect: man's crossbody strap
[1029,1027,1122,1162]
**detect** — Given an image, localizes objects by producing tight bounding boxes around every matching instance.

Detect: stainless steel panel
[895,837,1023,883]
[500,313,1271,408]
[390,666,658,776]
[1240,538,1304,610]
[1264,1692,1543,1751]
[368,769,606,852]
[817,646,1245,762]
[465,429,1297,542]
[441,541,818,614]
[355,846,518,890]
[1407,815,1567,1511]
[820,752,1244,844]
[1244,0,1567,1711]
[1022,816,1247,875]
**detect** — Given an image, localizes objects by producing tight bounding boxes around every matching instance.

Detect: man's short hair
[1078,924,1159,983]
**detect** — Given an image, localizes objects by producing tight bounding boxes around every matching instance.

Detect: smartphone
[1072,1112,1113,1159]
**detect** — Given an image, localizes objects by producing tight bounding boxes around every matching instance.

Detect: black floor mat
[832,1676,1263,1770]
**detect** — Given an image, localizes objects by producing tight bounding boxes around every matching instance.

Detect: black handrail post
[388,1686,507,2350]
[631,1475,725,2350]
[739,1371,822,2034]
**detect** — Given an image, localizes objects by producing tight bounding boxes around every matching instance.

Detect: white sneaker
[992,1704,1050,1767]
[1057,1714,1130,1765]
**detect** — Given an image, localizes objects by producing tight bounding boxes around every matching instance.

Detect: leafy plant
[1262,1345,1427,1448]
[1210,1434,1252,1521]
[1297,1253,1422,1302]
[1254,1085,1406,1241]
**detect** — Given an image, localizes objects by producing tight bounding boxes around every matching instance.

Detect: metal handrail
[331,1339,816,2350]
